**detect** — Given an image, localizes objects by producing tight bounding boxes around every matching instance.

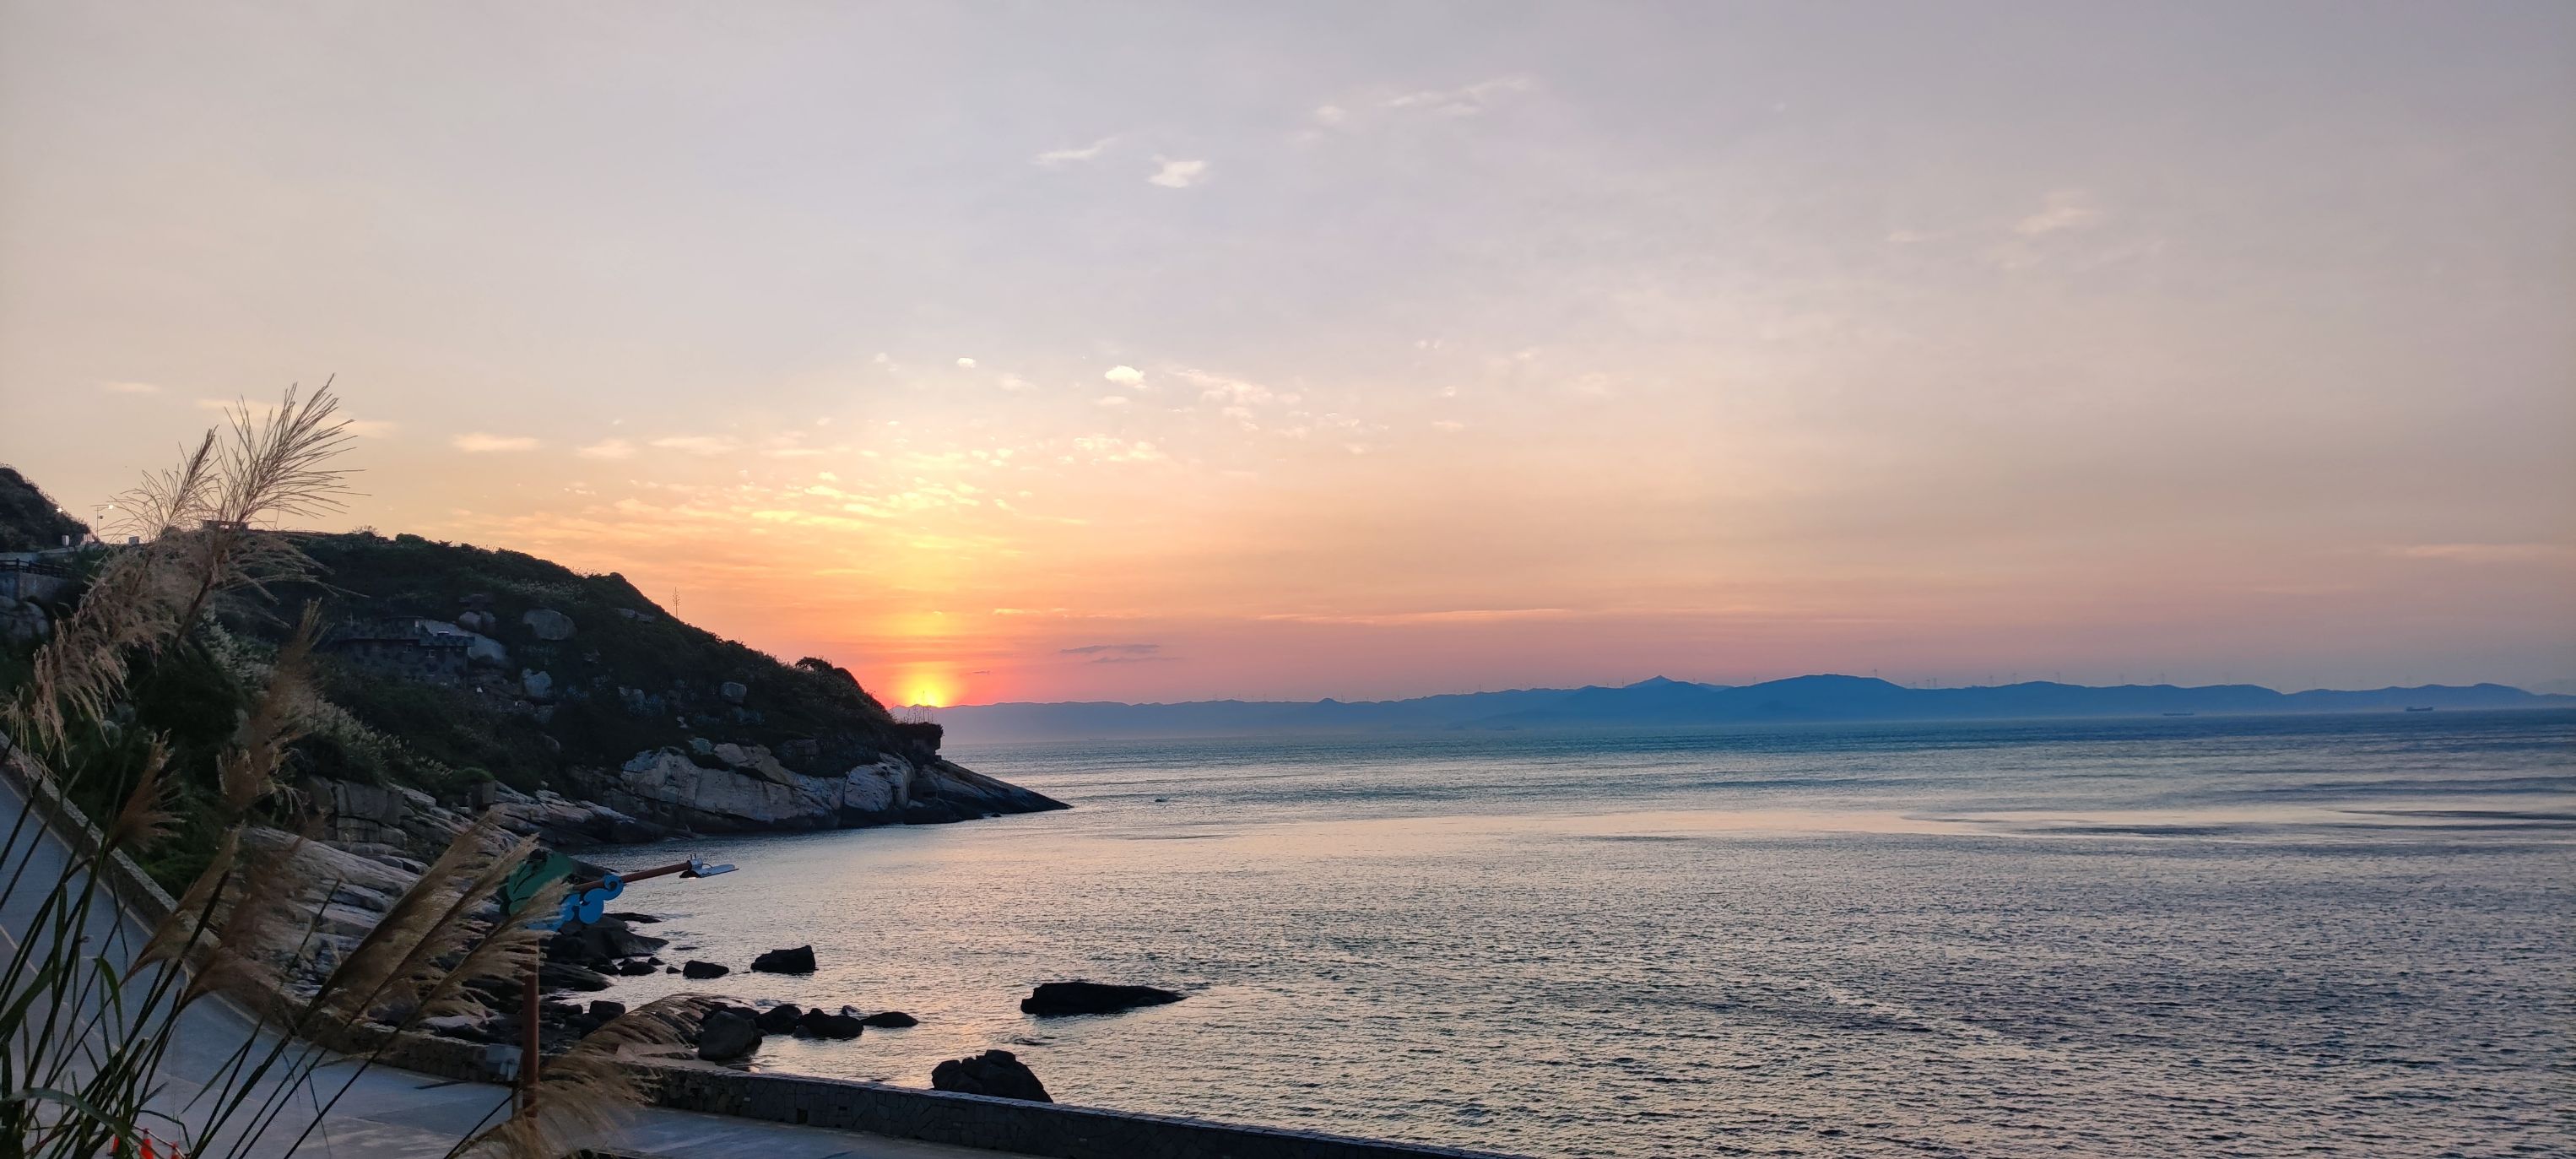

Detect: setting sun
[904,677,953,709]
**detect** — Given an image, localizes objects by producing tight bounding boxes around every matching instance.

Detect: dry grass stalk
[457,995,716,1159]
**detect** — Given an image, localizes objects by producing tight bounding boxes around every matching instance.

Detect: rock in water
[681,960,729,979]
[587,999,626,1022]
[750,945,817,974]
[859,1010,918,1028]
[1020,981,1183,1016]
[930,1050,1050,1102]
[754,1004,804,1033]
[696,1010,761,1062]
[798,1007,864,1039]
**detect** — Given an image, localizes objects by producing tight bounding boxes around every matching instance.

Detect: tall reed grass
[1,385,695,1158]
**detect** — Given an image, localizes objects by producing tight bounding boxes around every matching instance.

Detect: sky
[3,2,2572,707]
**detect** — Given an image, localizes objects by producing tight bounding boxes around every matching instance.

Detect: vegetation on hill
[231,530,936,794]
[3,389,937,889]
[0,464,92,551]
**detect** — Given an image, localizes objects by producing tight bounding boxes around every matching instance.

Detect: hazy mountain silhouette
[935,674,2572,742]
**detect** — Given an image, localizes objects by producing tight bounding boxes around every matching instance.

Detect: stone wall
[638,1063,1518,1159]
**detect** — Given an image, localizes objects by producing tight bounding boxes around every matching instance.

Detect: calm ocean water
[603,710,2576,1157]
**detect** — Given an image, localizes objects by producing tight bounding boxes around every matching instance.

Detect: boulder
[522,609,576,640]
[695,1011,760,1062]
[859,1010,918,1028]
[615,959,658,977]
[538,961,614,992]
[522,669,554,700]
[754,1004,804,1034]
[797,1007,864,1039]
[930,1050,1050,1102]
[681,960,729,979]
[750,945,817,974]
[720,680,748,704]
[587,999,626,1022]
[1020,981,1183,1016]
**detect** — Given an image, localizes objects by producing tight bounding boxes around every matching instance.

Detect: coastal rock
[522,609,576,641]
[539,961,614,993]
[592,746,1066,836]
[587,999,626,1021]
[681,960,729,979]
[1020,981,1184,1016]
[931,1050,1050,1102]
[696,1011,761,1062]
[615,959,658,976]
[750,945,816,974]
[798,1007,864,1039]
[522,669,554,701]
[721,680,748,704]
[754,1004,804,1034]
[859,1010,917,1028]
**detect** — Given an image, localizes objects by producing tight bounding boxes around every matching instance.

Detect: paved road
[1,774,1015,1158]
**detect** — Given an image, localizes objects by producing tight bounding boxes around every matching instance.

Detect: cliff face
[595,745,1062,831]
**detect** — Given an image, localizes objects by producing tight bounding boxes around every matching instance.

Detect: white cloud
[1383,75,1534,117]
[1103,365,1145,387]
[344,420,398,438]
[1312,105,1348,125]
[1096,395,1131,408]
[650,435,742,456]
[452,432,539,453]
[2015,191,2105,236]
[1147,158,1207,188]
[956,357,977,369]
[1431,420,1466,432]
[97,381,160,394]
[998,374,1032,392]
[576,438,635,460]
[1034,135,1118,166]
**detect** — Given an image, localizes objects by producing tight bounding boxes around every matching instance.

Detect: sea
[601,710,2576,1157]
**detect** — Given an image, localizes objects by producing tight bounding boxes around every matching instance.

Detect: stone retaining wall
[637,1063,1518,1159]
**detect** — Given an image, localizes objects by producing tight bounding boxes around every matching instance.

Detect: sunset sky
[3,3,2571,706]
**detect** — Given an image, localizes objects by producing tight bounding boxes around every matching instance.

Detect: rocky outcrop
[750,945,816,974]
[696,1010,760,1062]
[1020,981,1185,1016]
[591,745,1065,834]
[932,1050,1050,1102]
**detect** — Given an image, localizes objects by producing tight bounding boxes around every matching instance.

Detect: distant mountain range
[931,674,2576,742]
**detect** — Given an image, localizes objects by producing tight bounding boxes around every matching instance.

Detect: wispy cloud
[1147,158,1207,188]
[1096,395,1132,408]
[577,438,636,460]
[2391,543,2575,563]
[97,381,160,394]
[955,356,977,369]
[650,435,742,456]
[1383,74,1533,117]
[1257,607,1574,626]
[344,419,398,438]
[452,432,539,453]
[1034,135,1118,166]
[2015,191,2105,236]
[1060,642,1160,655]
[1103,365,1145,387]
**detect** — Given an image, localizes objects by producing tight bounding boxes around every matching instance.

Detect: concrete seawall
[639,1063,1516,1159]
